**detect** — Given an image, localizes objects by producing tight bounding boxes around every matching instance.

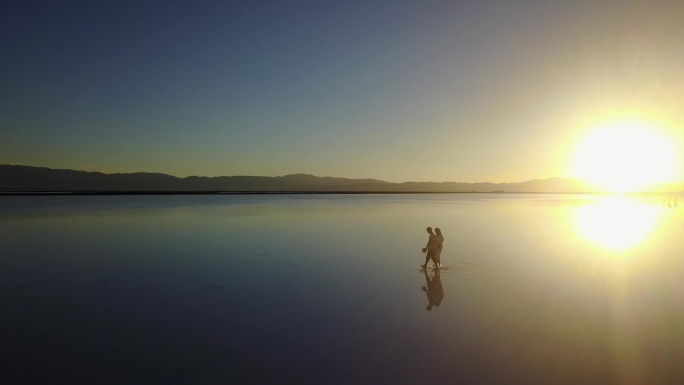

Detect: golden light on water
[574,196,663,251]
[571,118,676,192]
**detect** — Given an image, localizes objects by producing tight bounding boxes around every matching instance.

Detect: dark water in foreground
[2,194,684,384]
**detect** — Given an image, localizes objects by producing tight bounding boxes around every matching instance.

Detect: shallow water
[2,194,683,384]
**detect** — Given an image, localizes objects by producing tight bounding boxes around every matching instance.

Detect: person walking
[421,227,438,269]
[434,228,444,269]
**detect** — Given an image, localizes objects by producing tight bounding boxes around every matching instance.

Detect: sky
[2,0,684,183]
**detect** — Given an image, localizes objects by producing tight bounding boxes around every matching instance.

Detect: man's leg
[421,254,430,268]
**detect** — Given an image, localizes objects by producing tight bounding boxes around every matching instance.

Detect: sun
[571,118,676,192]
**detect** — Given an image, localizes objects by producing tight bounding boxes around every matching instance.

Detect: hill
[0,164,658,193]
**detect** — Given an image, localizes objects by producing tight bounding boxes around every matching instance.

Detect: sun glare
[571,118,676,192]
[574,196,662,251]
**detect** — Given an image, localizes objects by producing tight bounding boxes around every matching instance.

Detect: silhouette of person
[434,228,444,268]
[422,269,444,311]
[421,227,438,269]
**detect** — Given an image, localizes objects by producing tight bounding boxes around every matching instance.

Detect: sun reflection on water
[574,196,663,251]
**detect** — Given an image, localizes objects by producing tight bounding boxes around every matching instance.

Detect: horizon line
[2,164,684,192]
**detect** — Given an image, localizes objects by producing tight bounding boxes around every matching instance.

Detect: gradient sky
[2,0,683,182]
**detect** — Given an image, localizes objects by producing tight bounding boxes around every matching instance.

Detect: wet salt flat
[2,193,684,384]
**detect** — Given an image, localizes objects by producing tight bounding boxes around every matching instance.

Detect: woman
[434,228,444,268]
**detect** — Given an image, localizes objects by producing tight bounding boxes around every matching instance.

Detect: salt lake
[2,193,683,384]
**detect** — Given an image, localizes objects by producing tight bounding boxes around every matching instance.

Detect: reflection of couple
[422,269,444,311]
[421,227,444,269]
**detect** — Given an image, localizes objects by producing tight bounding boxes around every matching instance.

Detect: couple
[421,227,444,269]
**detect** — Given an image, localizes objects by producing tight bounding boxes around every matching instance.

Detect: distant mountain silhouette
[0,165,392,192]
[1,164,677,193]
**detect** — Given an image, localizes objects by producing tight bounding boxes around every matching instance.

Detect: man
[420,227,439,269]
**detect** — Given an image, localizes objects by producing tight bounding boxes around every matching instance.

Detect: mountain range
[0,165,680,193]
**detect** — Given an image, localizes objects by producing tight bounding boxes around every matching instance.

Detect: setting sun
[571,118,676,192]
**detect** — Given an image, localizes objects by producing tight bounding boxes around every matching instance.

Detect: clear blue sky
[2,0,683,182]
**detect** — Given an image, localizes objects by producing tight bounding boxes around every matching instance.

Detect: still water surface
[2,194,683,384]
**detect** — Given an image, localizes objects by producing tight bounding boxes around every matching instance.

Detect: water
[2,194,683,384]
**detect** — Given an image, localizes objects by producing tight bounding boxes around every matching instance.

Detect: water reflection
[3,194,684,383]
[574,196,663,251]
[421,269,444,311]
